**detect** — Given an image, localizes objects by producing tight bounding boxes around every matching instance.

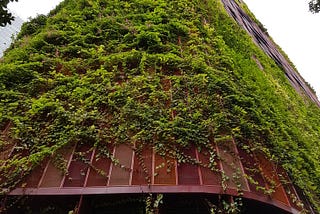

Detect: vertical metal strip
[174,159,178,185]
[74,195,84,214]
[6,143,17,159]
[251,149,269,193]
[195,148,203,186]
[83,147,96,187]
[151,147,155,185]
[107,145,116,186]
[215,143,224,172]
[37,158,51,188]
[60,143,77,188]
[231,137,250,191]
[129,144,135,185]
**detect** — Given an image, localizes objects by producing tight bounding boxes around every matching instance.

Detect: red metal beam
[8,185,299,213]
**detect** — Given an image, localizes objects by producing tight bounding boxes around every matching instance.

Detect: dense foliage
[0,0,319,212]
[309,0,320,13]
[0,0,18,27]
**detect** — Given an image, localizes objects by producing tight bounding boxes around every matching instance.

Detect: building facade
[0,0,319,213]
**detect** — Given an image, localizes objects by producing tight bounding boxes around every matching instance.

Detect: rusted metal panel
[277,167,303,211]
[23,159,49,188]
[109,144,133,186]
[198,148,221,186]
[132,147,153,185]
[154,153,176,185]
[4,140,304,214]
[63,144,93,187]
[86,145,113,187]
[238,148,266,195]
[216,138,249,191]
[256,152,290,206]
[39,163,63,188]
[39,145,74,188]
[177,147,200,185]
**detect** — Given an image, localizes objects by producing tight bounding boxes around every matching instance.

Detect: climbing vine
[0,0,320,212]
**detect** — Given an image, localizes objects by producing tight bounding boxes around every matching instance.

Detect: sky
[243,0,320,97]
[8,0,64,21]
[7,0,320,96]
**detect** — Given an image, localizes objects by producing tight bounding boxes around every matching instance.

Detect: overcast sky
[7,0,320,96]
[8,0,64,20]
[243,0,320,97]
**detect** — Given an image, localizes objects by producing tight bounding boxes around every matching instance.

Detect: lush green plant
[0,0,18,27]
[309,0,320,13]
[0,0,320,212]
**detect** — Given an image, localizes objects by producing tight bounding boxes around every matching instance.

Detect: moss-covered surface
[0,0,319,211]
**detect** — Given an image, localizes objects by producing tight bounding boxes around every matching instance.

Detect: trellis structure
[1,137,311,213]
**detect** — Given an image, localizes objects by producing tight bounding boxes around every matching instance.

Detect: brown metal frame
[5,139,303,214]
[8,185,299,213]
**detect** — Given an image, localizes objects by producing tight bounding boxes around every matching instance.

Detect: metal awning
[3,137,303,213]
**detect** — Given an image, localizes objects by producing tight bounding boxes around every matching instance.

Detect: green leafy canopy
[0,0,18,27]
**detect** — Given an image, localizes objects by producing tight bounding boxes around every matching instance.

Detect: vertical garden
[0,0,319,212]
